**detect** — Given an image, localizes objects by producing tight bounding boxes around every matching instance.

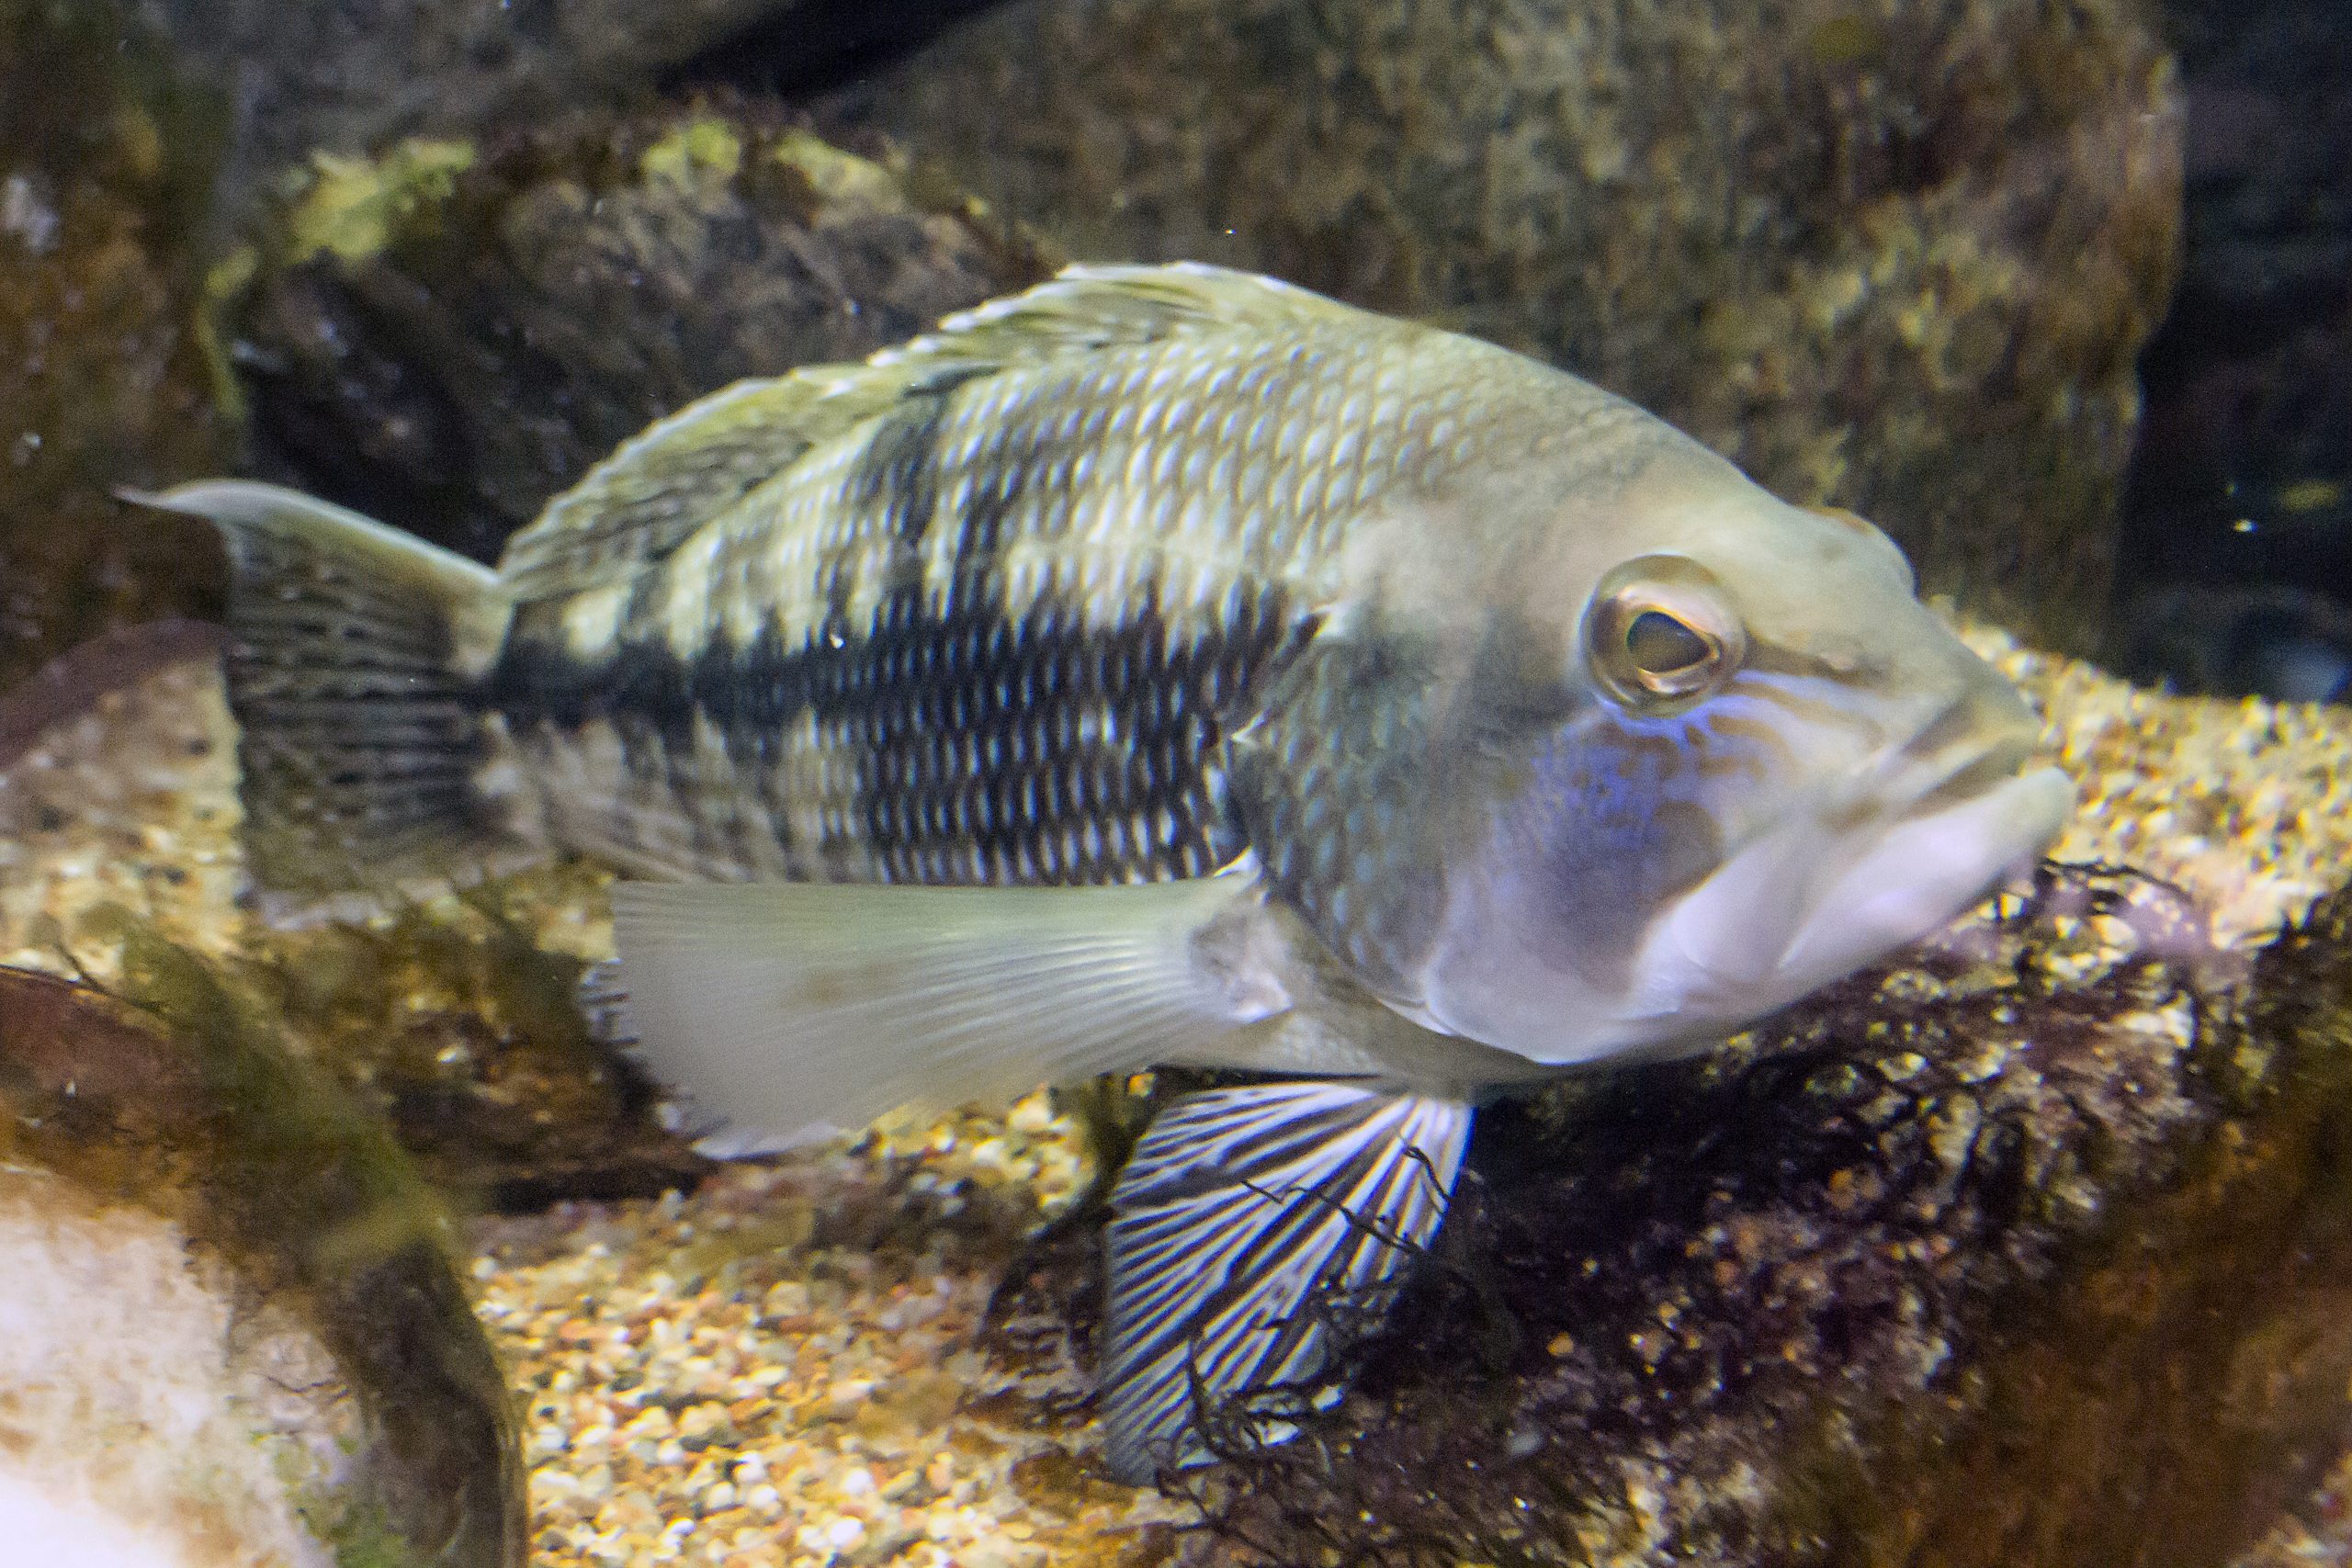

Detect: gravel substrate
[469,1098,1193,1567]
[1972,626,2352,947]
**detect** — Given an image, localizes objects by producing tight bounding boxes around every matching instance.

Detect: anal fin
[1100,1080,1472,1481]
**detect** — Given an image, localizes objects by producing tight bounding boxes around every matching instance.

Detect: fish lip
[1892,730,2040,820]
[1838,677,2043,828]
[1771,762,2074,985]
[1608,759,2072,1041]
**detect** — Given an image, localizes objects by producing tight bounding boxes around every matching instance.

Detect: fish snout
[1871,656,2047,821]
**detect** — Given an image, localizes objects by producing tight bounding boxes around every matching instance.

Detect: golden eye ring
[1584,555,1746,710]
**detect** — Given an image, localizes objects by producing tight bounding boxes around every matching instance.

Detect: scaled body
[484,281,1585,894]
[148,264,2070,1481]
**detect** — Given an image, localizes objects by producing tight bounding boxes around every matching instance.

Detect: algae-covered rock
[228,103,1055,560]
[0,1,237,691]
[1060,871,2350,1566]
[0,961,524,1566]
[831,0,2184,654]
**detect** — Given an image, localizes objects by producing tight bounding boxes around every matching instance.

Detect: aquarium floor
[5,620,2352,1565]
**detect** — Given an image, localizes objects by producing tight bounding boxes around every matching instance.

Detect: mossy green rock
[833,0,2185,654]
[1089,873,2352,1565]
[0,960,524,1567]
[228,103,1054,561]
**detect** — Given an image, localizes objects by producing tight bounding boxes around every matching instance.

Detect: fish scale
[144,261,2072,1484]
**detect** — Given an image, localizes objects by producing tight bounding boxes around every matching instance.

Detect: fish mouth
[1617,733,2072,1037]
[1770,761,2073,986]
[1828,681,2042,831]
[1893,729,2039,820]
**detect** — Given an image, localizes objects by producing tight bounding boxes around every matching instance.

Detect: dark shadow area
[662,0,1006,98]
[2111,0,2352,699]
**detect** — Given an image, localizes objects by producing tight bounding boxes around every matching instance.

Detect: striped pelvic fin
[1100,1080,1472,1481]
[129,481,516,898]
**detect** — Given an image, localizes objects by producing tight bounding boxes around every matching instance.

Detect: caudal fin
[130,481,514,896]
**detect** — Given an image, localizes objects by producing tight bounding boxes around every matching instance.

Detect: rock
[0,3,237,692]
[133,0,801,220]
[827,0,2184,654]
[225,102,1056,560]
[0,962,524,1566]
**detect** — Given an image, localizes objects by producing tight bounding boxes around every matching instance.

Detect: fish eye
[1624,610,1713,675]
[1585,556,1745,709]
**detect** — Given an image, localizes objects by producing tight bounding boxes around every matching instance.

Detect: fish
[137,262,2074,1481]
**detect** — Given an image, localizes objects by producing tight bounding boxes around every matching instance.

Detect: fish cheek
[1508,745,1724,993]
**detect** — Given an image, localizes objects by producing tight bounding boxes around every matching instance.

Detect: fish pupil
[1625,610,1713,674]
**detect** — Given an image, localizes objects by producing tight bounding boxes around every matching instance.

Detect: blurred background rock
[0,1,234,692]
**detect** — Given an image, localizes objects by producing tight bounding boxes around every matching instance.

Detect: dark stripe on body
[484,584,1308,886]
[482,362,1347,884]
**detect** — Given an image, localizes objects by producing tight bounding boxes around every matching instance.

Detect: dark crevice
[659,0,1010,99]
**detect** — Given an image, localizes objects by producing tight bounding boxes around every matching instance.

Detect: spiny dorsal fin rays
[494,263,1381,597]
[607,872,1287,1155]
[873,262,1374,369]
[496,377,939,599]
[1100,1080,1472,1482]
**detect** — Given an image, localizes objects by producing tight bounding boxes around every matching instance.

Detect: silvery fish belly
[143,262,2073,1483]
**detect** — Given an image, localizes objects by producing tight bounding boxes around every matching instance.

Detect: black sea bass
[144,264,2072,1479]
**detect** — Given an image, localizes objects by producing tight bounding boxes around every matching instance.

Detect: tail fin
[131,481,515,897]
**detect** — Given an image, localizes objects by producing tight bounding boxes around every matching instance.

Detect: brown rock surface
[833,0,2185,653]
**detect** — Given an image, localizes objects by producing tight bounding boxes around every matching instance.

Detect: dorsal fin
[494,264,1373,598]
[873,261,1366,367]
[494,376,915,599]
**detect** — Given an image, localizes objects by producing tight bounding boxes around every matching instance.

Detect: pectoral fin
[609,874,1284,1155]
[1100,1080,1472,1481]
